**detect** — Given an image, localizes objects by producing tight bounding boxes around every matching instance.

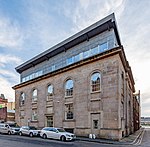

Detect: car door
[0,124,3,133]
[46,128,52,138]
[24,127,30,135]
[46,128,55,139]
[22,127,29,135]
[0,124,6,133]
[3,124,9,134]
[51,128,59,139]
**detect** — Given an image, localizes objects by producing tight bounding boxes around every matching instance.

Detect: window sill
[65,96,73,99]
[32,101,37,104]
[90,98,101,101]
[47,94,53,96]
[20,105,25,107]
[31,120,38,123]
[20,116,24,119]
[63,119,75,122]
[90,90,101,94]
[46,98,53,102]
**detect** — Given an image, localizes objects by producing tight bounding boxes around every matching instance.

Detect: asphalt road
[0,128,149,147]
[0,134,125,147]
[139,127,150,147]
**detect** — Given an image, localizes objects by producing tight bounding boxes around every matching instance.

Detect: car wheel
[8,131,11,135]
[43,134,47,139]
[19,132,22,136]
[29,132,33,137]
[60,135,66,141]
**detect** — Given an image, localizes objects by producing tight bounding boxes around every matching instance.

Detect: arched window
[32,89,37,102]
[65,79,73,96]
[47,84,53,95]
[91,72,101,92]
[20,92,25,106]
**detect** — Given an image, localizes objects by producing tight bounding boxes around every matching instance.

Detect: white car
[19,126,40,137]
[0,123,20,135]
[40,127,76,141]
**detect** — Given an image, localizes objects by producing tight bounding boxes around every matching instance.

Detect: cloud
[61,0,126,32]
[0,54,21,101]
[0,76,15,102]
[0,54,22,66]
[0,15,24,49]
[21,0,70,51]
[0,69,18,80]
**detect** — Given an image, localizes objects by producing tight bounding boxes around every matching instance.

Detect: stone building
[13,14,140,140]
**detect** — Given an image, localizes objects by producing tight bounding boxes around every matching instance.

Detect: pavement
[76,127,144,145]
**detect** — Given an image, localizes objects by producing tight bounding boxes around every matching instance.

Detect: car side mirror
[56,130,59,133]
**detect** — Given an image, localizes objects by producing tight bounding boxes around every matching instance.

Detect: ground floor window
[47,116,53,127]
[31,110,38,121]
[65,104,73,120]
[93,120,98,129]
[64,128,74,133]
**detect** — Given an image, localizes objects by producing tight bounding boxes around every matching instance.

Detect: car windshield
[57,128,66,132]
[29,126,37,130]
[8,124,19,127]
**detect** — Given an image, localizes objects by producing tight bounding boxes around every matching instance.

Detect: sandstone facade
[13,14,140,140]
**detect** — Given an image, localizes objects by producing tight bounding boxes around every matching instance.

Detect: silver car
[19,126,40,137]
[0,123,20,135]
[40,127,76,141]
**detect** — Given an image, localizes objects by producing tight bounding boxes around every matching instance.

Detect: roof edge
[16,13,121,73]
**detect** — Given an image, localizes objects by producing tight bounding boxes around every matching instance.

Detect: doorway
[91,113,101,137]
[46,116,53,127]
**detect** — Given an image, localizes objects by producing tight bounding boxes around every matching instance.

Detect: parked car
[40,127,76,141]
[0,123,20,135]
[19,126,40,137]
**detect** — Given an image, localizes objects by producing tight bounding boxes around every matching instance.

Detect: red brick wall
[0,107,7,122]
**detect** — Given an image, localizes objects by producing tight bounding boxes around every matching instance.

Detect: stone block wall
[15,51,134,140]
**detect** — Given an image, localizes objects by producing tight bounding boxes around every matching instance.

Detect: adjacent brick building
[0,94,8,122]
[13,14,140,140]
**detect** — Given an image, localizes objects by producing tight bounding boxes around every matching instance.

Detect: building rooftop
[15,13,121,74]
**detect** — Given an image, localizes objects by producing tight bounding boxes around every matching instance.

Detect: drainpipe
[125,73,128,136]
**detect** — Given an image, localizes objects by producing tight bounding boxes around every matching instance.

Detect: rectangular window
[26,76,29,81]
[65,104,73,120]
[121,72,124,95]
[52,65,55,71]
[74,54,80,62]
[79,52,83,60]
[93,120,98,129]
[38,70,43,76]
[29,74,33,80]
[91,46,99,55]
[67,57,74,65]
[47,116,53,127]
[83,50,89,59]
[31,110,37,121]
[22,78,25,82]
[99,42,108,52]
[35,72,38,78]
[92,80,100,92]
[20,111,24,117]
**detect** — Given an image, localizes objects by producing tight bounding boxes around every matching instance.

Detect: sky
[0,0,149,117]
